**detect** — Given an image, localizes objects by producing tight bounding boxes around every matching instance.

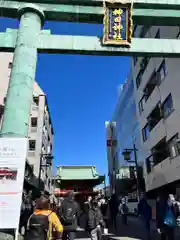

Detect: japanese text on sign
[103,3,133,46]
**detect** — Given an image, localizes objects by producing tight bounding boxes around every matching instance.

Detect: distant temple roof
[55,165,105,181]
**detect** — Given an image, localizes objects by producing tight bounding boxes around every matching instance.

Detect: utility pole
[122,144,141,200]
[133,143,141,200]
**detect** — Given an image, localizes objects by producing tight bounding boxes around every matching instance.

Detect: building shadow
[106,215,160,240]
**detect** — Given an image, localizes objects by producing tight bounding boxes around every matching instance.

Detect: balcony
[145,154,180,192]
[147,103,162,132]
[143,119,166,150]
[30,126,37,132]
[152,138,169,166]
[143,86,161,119]
[28,151,35,157]
[144,71,157,102]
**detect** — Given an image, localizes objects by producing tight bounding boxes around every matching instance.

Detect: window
[147,103,162,131]
[136,70,143,88]
[29,140,36,151]
[133,56,138,67]
[0,105,4,121]
[144,70,157,101]
[145,155,154,173]
[3,97,6,104]
[162,94,173,119]
[31,117,37,127]
[177,27,180,38]
[8,62,12,69]
[168,134,180,158]
[151,138,169,165]
[140,56,150,71]
[142,124,149,142]
[157,60,167,83]
[139,96,146,114]
[132,25,137,37]
[33,96,39,106]
[139,26,149,38]
[155,29,160,38]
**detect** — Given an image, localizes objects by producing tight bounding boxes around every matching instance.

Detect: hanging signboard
[103,2,133,46]
[0,138,27,229]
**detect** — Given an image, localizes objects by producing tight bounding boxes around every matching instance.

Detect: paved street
[108,215,152,240]
[77,215,180,240]
[76,216,152,240]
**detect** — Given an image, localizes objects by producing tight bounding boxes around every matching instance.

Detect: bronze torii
[0,0,179,239]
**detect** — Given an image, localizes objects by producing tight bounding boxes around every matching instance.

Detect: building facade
[110,71,146,195]
[105,121,117,194]
[132,26,180,196]
[0,53,54,192]
[112,72,144,167]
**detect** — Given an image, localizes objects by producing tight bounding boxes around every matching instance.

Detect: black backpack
[24,212,52,240]
[61,201,76,224]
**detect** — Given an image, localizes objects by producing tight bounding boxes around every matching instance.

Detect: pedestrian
[118,196,129,225]
[19,191,33,236]
[138,195,152,240]
[86,200,98,240]
[84,196,92,210]
[24,195,63,240]
[58,191,80,240]
[157,194,178,240]
[86,199,104,240]
[109,194,118,229]
[156,195,167,238]
[101,196,110,234]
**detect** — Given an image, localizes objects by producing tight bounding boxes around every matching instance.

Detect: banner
[103,2,133,46]
[0,138,27,229]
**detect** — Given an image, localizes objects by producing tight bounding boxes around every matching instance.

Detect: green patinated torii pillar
[0,4,44,138]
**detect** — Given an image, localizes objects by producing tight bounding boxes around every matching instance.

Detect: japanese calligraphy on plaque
[103,2,133,46]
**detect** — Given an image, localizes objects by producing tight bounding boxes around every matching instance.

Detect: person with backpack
[156,194,179,240]
[24,196,63,240]
[58,191,80,240]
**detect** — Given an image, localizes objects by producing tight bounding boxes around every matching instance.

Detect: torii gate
[0,0,179,137]
[0,0,179,238]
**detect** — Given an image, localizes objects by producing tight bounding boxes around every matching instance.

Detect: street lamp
[38,154,53,189]
[122,143,141,200]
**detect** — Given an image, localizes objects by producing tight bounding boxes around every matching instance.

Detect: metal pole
[133,143,141,200]
[38,154,42,189]
[104,174,106,197]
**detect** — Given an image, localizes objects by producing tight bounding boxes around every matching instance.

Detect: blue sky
[1,18,130,177]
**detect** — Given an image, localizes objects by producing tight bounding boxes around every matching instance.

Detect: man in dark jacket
[58,191,80,240]
[109,194,118,229]
[138,195,152,240]
[86,200,104,240]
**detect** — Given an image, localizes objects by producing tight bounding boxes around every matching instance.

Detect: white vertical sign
[0,138,28,229]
